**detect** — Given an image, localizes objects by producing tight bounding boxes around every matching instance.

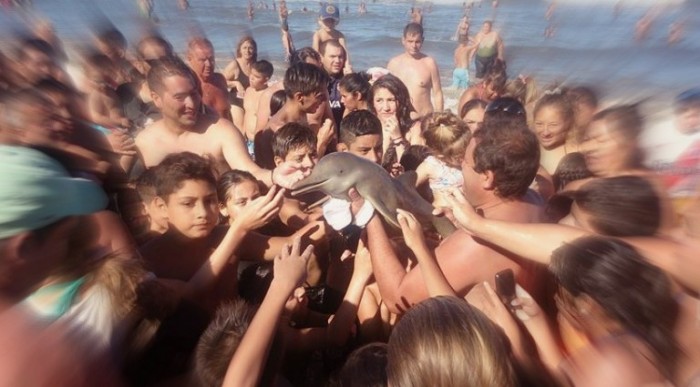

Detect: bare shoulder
[208,117,242,138]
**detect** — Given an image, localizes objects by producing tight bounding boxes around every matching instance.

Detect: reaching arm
[430,58,444,112]
[185,187,284,299]
[397,209,456,297]
[222,238,312,387]
[496,33,505,61]
[441,187,587,265]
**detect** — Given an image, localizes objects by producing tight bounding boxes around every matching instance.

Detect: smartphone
[495,269,516,305]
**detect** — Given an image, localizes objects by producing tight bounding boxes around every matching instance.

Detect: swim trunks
[452,67,470,89]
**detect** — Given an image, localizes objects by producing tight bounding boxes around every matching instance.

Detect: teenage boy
[255,62,333,169]
[272,122,319,177]
[242,60,274,154]
[140,152,284,307]
[337,110,383,164]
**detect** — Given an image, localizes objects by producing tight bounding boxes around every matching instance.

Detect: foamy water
[2,0,699,110]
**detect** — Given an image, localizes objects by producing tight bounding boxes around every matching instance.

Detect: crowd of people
[1,1,700,386]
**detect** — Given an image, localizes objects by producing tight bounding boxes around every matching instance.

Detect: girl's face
[222,180,260,221]
[462,106,485,133]
[373,87,397,121]
[340,86,361,112]
[534,105,569,150]
[582,119,635,176]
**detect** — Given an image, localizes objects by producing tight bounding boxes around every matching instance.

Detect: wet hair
[216,169,258,204]
[570,175,661,236]
[290,47,321,66]
[589,104,645,169]
[550,236,679,378]
[340,110,382,146]
[387,296,517,387]
[403,22,424,39]
[369,74,415,135]
[238,262,273,305]
[460,98,487,120]
[251,60,273,79]
[337,343,388,387]
[269,89,286,115]
[235,36,257,61]
[154,152,217,200]
[421,111,471,168]
[194,299,257,387]
[339,72,371,102]
[272,122,318,160]
[399,144,431,172]
[534,92,575,132]
[551,152,592,192]
[135,167,159,203]
[319,39,346,57]
[283,62,329,98]
[147,55,198,94]
[484,63,507,94]
[473,119,540,199]
[187,36,214,54]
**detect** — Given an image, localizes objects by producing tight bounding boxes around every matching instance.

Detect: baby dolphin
[291,152,456,237]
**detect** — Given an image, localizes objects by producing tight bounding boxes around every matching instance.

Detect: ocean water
[2,0,699,107]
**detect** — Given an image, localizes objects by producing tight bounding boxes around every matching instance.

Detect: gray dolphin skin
[291,153,456,238]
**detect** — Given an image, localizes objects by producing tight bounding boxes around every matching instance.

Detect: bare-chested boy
[312,2,352,73]
[135,56,301,188]
[186,37,232,121]
[387,23,443,117]
[242,60,274,157]
[254,62,333,170]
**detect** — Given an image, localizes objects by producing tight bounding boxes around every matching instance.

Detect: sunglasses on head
[485,98,526,116]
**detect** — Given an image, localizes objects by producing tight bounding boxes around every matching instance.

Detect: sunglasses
[485,98,526,116]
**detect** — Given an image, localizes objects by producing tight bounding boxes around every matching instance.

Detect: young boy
[337,110,383,164]
[255,62,331,169]
[312,2,351,73]
[139,151,285,307]
[272,122,319,178]
[243,60,274,156]
[132,166,169,244]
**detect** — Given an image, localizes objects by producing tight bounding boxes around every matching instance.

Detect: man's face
[346,134,382,164]
[402,33,423,56]
[321,44,345,76]
[163,179,219,239]
[153,75,202,128]
[188,45,215,81]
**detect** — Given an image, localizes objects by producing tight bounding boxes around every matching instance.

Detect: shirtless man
[359,118,544,313]
[387,23,443,117]
[471,20,504,80]
[186,37,232,121]
[135,56,300,187]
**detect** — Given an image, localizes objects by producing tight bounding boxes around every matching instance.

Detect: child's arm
[312,30,321,53]
[284,241,373,351]
[414,158,431,187]
[184,186,284,299]
[222,238,312,387]
[397,209,456,297]
[237,220,328,261]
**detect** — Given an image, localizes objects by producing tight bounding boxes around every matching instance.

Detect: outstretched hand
[273,237,313,292]
[272,163,307,189]
[433,187,482,233]
[234,185,285,232]
[397,208,427,252]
